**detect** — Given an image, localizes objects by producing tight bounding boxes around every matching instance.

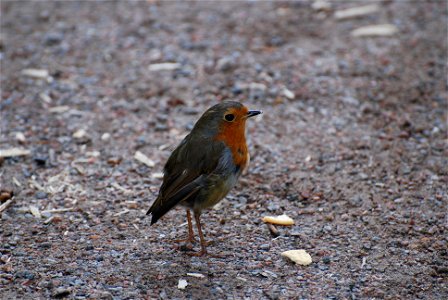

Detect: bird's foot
[186,249,207,257]
[185,247,226,258]
[173,237,197,244]
[174,237,213,246]
[173,241,195,251]
[173,235,197,250]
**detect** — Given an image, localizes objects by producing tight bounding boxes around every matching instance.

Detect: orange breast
[215,120,248,170]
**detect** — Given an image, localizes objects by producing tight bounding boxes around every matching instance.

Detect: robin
[147,101,262,256]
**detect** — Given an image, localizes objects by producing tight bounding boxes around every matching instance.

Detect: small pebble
[44,32,64,46]
[260,244,270,251]
[177,279,188,290]
[35,191,48,199]
[52,287,71,298]
[322,257,331,264]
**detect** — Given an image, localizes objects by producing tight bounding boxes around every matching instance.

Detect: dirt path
[1,1,447,299]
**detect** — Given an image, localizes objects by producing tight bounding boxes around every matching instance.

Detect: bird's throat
[215,122,248,169]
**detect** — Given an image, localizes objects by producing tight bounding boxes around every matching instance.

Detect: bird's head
[192,101,262,137]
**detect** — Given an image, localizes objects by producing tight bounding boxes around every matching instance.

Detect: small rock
[15,270,35,280]
[282,87,295,100]
[312,0,332,12]
[267,202,280,211]
[318,265,329,271]
[182,107,200,115]
[341,213,349,221]
[107,157,122,166]
[39,10,50,21]
[231,84,244,95]
[134,151,155,168]
[44,32,64,46]
[267,36,284,47]
[152,172,164,179]
[266,223,280,237]
[44,215,62,224]
[148,63,180,72]
[312,195,321,201]
[300,190,311,199]
[29,205,42,218]
[33,152,48,166]
[1,255,10,263]
[155,124,168,131]
[434,266,448,274]
[15,132,26,143]
[363,243,372,250]
[177,279,188,290]
[52,287,71,298]
[249,83,267,100]
[427,226,438,235]
[38,242,52,249]
[35,191,48,199]
[73,129,87,139]
[216,56,236,72]
[341,96,360,106]
[260,244,270,251]
[359,173,369,180]
[0,189,13,202]
[127,201,138,209]
[101,133,111,141]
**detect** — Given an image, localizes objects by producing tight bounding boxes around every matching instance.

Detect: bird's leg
[173,209,196,248]
[188,213,208,256]
[185,209,195,243]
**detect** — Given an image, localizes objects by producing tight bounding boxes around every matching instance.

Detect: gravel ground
[1,1,447,299]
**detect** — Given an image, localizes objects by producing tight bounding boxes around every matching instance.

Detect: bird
[147,101,262,256]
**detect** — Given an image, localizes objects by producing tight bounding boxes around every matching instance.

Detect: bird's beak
[246,110,263,118]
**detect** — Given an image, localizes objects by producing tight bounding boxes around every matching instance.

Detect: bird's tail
[146,180,202,225]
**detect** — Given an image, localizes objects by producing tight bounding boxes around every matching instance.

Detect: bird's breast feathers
[214,123,249,171]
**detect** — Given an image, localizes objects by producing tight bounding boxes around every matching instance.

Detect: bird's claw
[173,237,197,244]
[185,247,226,258]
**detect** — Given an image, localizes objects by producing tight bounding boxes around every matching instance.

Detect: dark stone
[35,191,48,199]
[52,287,71,298]
[39,242,52,249]
[231,85,244,95]
[15,270,35,280]
[33,153,48,166]
[322,256,331,264]
[44,32,64,46]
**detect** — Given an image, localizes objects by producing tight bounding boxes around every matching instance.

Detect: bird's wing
[147,134,225,224]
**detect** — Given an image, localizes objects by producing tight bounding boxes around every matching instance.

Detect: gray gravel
[1,1,447,299]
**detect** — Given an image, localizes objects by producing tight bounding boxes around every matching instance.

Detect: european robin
[147,101,262,256]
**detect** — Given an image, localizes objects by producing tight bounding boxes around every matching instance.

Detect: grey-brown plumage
[146,101,262,256]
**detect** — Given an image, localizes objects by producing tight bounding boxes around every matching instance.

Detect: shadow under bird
[147,101,262,256]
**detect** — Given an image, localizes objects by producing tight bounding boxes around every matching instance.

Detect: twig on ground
[0,198,14,213]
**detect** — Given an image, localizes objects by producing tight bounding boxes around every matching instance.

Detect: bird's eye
[224,113,235,122]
